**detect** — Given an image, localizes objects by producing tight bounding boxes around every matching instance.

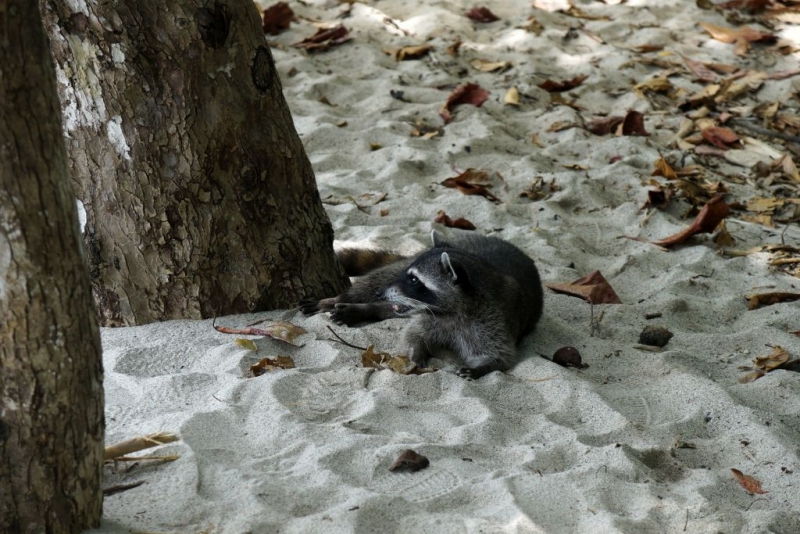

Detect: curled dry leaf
[440,83,490,123]
[466,7,500,22]
[545,270,622,305]
[682,56,719,82]
[538,75,588,93]
[652,157,678,180]
[629,195,730,248]
[388,44,432,61]
[250,356,295,377]
[731,469,768,494]
[470,59,512,73]
[362,345,436,375]
[390,449,430,472]
[587,111,647,136]
[701,126,741,149]
[745,292,800,310]
[292,25,350,51]
[504,86,520,106]
[213,319,308,346]
[410,120,444,139]
[262,2,294,35]
[519,176,562,201]
[441,168,500,202]
[700,22,776,45]
[434,210,476,230]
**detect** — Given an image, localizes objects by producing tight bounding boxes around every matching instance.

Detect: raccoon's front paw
[298,296,321,316]
[330,303,362,326]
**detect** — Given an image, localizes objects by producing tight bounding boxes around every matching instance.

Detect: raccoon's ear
[431,230,444,248]
[440,252,469,285]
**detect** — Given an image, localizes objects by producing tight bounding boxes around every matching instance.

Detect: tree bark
[40,0,349,326]
[0,2,104,532]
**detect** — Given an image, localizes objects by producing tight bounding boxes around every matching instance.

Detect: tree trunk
[0,2,104,532]
[40,0,349,326]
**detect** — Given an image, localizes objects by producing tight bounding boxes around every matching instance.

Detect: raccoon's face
[382,251,465,315]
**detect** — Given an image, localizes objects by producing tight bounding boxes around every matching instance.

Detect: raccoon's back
[337,248,407,276]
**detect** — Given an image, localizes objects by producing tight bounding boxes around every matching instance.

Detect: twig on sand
[103,481,145,496]
[104,432,179,461]
[326,325,368,351]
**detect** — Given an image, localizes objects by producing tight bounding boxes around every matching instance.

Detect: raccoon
[299,232,544,379]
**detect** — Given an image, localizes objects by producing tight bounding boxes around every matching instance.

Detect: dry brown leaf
[700,23,776,45]
[652,157,679,180]
[250,356,295,377]
[627,195,730,248]
[731,469,768,494]
[504,86,520,106]
[434,210,476,230]
[634,76,673,96]
[292,25,350,51]
[262,2,294,35]
[446,40,463,56]
[753,346,790,371]
[389,44,432,61]
[440,83,490,123]
[621,110,648,136]
[470,59,512,73]
[545,270,622,305]
[701,126,741,149]
[466,6,500,22]
[361,345,436,375]
[682,56,719,82]
[746,292,800,310]
[538,75,588,93]
[520,16,544,34]
[441,169,500,202]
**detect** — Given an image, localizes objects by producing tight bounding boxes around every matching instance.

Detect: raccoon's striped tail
[336,248,408,276]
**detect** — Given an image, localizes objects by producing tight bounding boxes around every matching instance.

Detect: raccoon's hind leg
[455,337,517,380]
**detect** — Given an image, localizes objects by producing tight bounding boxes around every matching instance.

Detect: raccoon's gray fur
[299,232,543,379]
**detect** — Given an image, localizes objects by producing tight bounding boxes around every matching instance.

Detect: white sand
[96,1,800,532]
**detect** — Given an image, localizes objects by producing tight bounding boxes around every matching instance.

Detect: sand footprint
[369,468,461,503]
[271,368,370,423]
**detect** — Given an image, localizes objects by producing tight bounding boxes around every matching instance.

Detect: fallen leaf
[362,345,436,375]
[700,22,777,45]
[410,120,444,139]
[621,110,648,136]
[262,2,294,35]
[250,356,295,377]
[545,270,622,305]
[644,186,674,210]
[731,469,768,494]
[235,339,258,351]
[388,44,432,61]
[745,292,800,310]
[292,25,350,51]
[446,40,463,56]
[652,157,679,180]
[369,143,383,151]
[441,168,500,202]
[639,195,730,247]
[520,16,544,34]
[538,75,588,93]
[440,83,489,123]
[466,7,500,22]
[214,319,308,346]
[701,126,741,149]
[566,6,610,20]
[682,56,719,82]
[634,76,673,96]
[504,86,520,106]
[390,449,429,472]
[470,58,512,73]
[778,154,800,182]
[434,210,476,230]
[753,346,790,371]
[587,116,624,136]
[519,176,562,201]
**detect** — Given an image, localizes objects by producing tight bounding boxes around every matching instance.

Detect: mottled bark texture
[40,0,349,326]
[0,1,104,532]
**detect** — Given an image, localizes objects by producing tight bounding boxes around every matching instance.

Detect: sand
[95,1,800,532]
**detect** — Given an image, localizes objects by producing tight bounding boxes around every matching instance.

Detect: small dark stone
[638,325,674,347]
[389,89,408,102]
[552,346,587,368]
[390,449,429,472]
